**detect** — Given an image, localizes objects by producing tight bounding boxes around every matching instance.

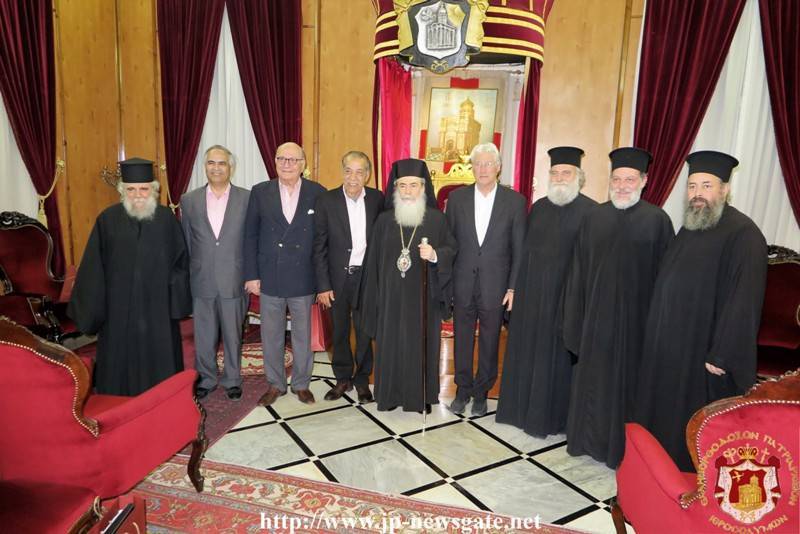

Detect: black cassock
[496,194,597,437]
[361,208,456,412]
[68,204,192,395]
[563,200,673,468]
[635,205,767,472]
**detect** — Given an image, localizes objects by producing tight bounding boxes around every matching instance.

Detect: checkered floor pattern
[204,353,634,533]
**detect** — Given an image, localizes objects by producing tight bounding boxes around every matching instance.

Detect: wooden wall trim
[612,0,633,149]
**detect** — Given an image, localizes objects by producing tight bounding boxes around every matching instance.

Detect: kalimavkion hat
[119,157,155,183]
[609,147,652,173]
[686,150,739,182]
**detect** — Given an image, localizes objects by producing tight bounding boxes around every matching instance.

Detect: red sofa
[757,245,800,377]
[0,317,206,532]
[614,371,800,533]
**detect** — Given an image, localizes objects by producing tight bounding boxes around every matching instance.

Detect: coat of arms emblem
[713,445,782,524]
[393,0,489,73]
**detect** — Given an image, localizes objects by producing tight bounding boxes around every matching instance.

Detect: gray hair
[341,151,372,176]
[469,142,502,167]
[204,144,237,178]
[576,167,586,188]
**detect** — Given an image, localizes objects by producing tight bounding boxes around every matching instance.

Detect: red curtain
[227,0,302,180]
[633,0,745,206]
[157,0,225,207]
[759,0,800,225]
[514,61,541,207]
[375,58,412,190]
[0,0,64,274]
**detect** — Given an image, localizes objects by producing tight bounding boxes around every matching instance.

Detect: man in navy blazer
[244,142,326,406]
[313,151,383,403]
[446,143,526,417]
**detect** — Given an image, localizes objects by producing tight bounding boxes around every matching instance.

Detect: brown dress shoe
[354,384,373,403]
[324,381,353,401]
[295,389,316,404]
[258,386,282,407]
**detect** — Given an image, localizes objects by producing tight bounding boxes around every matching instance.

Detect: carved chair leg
[187,397,208,492]
[609,496,628,534]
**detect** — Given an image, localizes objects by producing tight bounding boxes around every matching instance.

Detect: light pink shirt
[206,183,231,239]
[279,179,302,224]
[344,187,367,266]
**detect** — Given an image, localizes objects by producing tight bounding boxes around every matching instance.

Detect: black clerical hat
[119,157,155,183]
[383,158,437,210]
[609,147,652,173]
[548,146,584,168]
[686,150,739,182]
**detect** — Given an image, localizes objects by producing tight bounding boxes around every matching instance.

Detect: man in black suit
[446,143,526,416]
[313,151,383,402]
[244,142,326,406]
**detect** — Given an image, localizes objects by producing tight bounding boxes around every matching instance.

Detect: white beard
[683,198,725,231]
[547,179,580,206]
[393,189,427,227]
[123,194,158,221]
[610,187,642,210]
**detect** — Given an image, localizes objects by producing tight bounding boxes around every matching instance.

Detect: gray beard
[122,195,158,221]
[684,198,725,231]
[610,187,642,210]
[547,180,580,206]
[393,189,427,227]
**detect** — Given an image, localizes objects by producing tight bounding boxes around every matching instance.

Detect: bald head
[275,142,307,185]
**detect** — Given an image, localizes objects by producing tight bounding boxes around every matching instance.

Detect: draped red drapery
[157,0,225,208]
[633,0,746,206]
[0,0,64,273]
[227,0,303,179]
[759,0,800,225]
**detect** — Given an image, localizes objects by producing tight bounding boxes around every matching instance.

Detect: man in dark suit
[182,145,250,401]
[446,143,526,416]
[313,151,383,402]
[244,142,326,406]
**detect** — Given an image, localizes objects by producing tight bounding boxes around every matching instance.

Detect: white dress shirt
[474,183,497,246]
[344,188,367,266]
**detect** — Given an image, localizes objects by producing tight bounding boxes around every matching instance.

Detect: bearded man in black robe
[496,146,597,437]
[635,150,767,472]
[68,158,191,395]
[361,159,456,412]
[563,147,673,468]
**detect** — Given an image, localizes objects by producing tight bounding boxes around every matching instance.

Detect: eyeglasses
[472,161,498,169]
[275,156,304,166]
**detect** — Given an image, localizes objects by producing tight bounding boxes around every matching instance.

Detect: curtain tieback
[38,159,65,227]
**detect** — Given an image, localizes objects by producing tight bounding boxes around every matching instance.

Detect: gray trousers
[193,295,247,389]
[260,293,314,392]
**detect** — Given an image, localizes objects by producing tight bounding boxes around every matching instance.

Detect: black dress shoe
[324,381,353,401]
[196,386,216,400]
[226,386,243,401]
[354,384,373,403]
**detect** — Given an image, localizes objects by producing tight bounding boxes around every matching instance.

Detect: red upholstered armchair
[436,183,467,211]
[757,245,800,377]
[0,318,206,531]
[614,371,800,534]
[0,211,77,342]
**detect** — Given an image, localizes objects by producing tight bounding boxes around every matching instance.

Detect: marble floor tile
[232,406,275,429]
[534,446,617,501]
[314,351,331,363]
[206,423,307,470]
[287,408,390,456]
[312,361,336,379]
[361,402,459,435]
[275,460,330,483]
[321,440,441,494]
[563,507,632,533]
[270,380,350,419]
[409,483,480,511]
[474,417,565,453]
[403,423,516,476]
[457,459,594,523]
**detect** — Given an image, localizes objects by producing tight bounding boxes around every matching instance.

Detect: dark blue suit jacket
[244,178,327,297]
